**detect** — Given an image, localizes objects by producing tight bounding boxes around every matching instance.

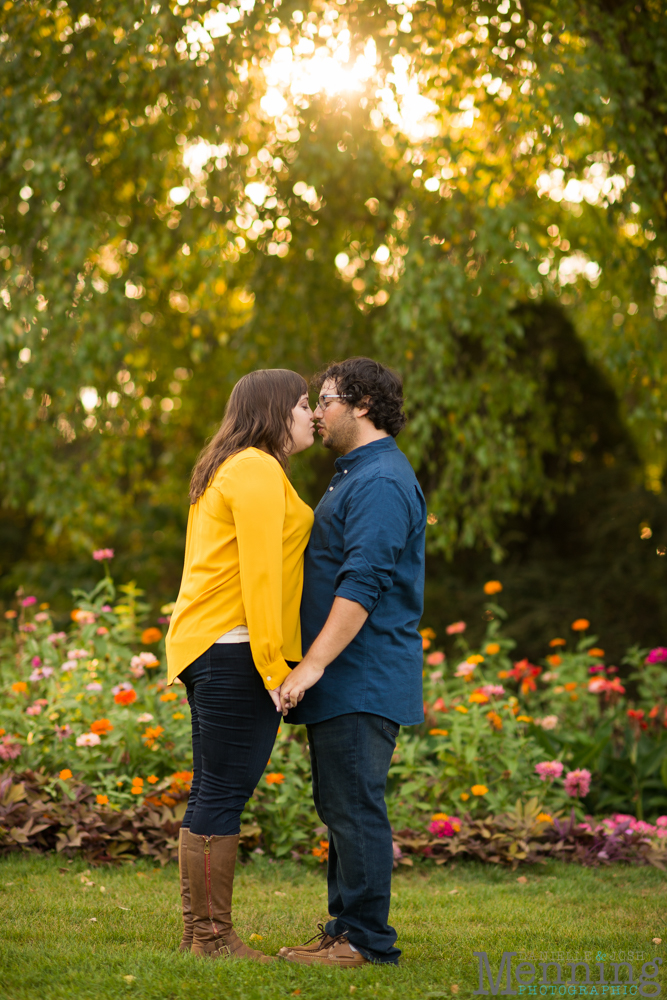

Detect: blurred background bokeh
[1,0,666,662]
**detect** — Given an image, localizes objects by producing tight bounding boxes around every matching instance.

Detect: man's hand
[279,661,326,712]
[279,597,369,714]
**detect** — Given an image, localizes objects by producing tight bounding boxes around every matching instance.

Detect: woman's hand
[279,660,325,713]
[268,685,283,712]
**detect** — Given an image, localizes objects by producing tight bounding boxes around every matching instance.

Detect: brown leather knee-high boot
[178,826,193,951]
[187,832,275,962]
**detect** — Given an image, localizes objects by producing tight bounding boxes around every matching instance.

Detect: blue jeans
[181,643,280,836]
[307,712,400,965]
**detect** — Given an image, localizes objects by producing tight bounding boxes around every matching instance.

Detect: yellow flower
[536,813,553,823]
[454,705,469,714]
[484,580,503,595]
[469,692,489,704]
[485,643,501,655]
[471,784,488,796]
[429,728,449,736]
[59,769,72,780]
[467,654,485,664]
[172,711,185,720]
[431,812,449,821]
[420,627,436,640]
[460,792,470,801]
[516,715,533,723]
[160,691,178,702]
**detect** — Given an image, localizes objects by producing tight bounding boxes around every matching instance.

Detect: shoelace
[298,923,333,951]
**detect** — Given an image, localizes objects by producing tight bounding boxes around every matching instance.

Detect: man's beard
[320,411,359,454]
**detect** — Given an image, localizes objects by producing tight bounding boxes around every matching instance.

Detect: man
[279,356,426,968]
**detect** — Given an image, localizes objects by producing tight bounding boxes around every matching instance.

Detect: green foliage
[1,0,667,583]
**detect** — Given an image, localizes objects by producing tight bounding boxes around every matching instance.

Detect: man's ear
[353,395,372,419]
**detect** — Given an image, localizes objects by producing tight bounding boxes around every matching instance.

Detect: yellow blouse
[165,448,314,689]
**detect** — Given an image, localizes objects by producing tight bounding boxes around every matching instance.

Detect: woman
[165,369,315,963]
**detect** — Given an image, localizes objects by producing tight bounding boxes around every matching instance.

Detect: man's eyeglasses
[316,394,349,410]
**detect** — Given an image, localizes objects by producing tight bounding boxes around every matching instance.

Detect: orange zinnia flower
[160,691,178,702]
[96,794,109,805]
[312,839,329,861]
[147,774,159,784]
[486,711,503,731]
[114,689,137,706]
[549,638,566,647]
[90,718,113,735]
[485,643,501,655]
[11,681,28,694]
[142,725,164,746]
[564,682,577,692]
[471,784,488,796]
[469,691,489,704]
[571,619,590,631]
[429,728,449,736]
[588,648,605,658]
[141,627,162,645]
[265,772,285,785]
[483,580,503,595]
[546,655,561,667]
[59,769,73,780]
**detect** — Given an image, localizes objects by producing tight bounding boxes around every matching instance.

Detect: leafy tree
[1,0,665,604]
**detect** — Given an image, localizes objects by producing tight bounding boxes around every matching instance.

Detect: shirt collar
[334,436,397,472]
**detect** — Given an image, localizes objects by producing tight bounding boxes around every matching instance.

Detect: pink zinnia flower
[48,632,67,644]
[656,816,667,828]
[21,596,37,607]
[536,715,559,730]
[55,724,73,740]
[92,548,114,561]
[19,623,36,633]
[0,736,21,760]
[455,661,476,678]
[26,703,43,716]
[427,651,446,666]
[535,760,564,782]
[34,611,50,623]
[563,768,591,798]
[31,656,42,667]
[76,732,101,747]
[480,684,505,699]
[446,621,466,635]
[646,647,667,664]
[86,682,103,692]
[29,666,54,682]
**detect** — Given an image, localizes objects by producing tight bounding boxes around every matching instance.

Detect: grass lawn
[0,852,664,1000]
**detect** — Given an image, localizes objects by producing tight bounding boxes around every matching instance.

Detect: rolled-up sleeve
[223,457,292,690]
[334,478,411,614]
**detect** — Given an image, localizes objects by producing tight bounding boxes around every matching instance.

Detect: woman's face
[286,393,315,455]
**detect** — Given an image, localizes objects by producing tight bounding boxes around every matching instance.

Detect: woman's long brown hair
[189,369,308,503]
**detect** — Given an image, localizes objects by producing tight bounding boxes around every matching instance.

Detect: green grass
[0,853,664,1000]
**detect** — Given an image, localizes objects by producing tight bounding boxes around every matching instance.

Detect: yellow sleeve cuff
[261,658,292,691]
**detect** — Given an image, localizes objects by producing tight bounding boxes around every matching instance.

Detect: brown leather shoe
[188,832,276,963]
[177,826,193,952]
[278,922,337,958]
[282,936,370,967]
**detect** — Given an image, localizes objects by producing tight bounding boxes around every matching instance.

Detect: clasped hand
[267,660,325,715]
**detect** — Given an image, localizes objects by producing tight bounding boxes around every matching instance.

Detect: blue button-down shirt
[287,436,426,727]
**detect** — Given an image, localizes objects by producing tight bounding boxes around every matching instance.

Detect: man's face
[314,378,359,454]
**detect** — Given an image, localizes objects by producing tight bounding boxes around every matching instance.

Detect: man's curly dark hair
[312,357,407,438]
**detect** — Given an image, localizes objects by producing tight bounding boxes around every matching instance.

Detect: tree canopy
[1,0,666,597]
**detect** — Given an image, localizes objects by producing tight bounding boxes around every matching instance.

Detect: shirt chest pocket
[311,489,338,549]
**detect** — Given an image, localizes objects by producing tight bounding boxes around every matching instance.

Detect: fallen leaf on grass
[89,918,97,923]
[451,986,460,994]
[117,905,130,911]
[5,882,14,886]
[291,991,301,996]
[123,975,135,983]
[350,987,357,994]
[58,868,68,875]
[274,891,286,897]
[517,876,528,884]
[448,889,458,895]
[99,886,106,893]
[653,938,662,944]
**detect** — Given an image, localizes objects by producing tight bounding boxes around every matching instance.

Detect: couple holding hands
[165,356,426,968]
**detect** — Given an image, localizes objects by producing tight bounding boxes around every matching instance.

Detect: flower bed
[2,567,667,863]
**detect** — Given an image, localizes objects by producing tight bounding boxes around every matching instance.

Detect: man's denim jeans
[307,712,401,965]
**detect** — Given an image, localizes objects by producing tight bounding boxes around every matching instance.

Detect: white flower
[537,715,559,730]
[137,713,154,724]
[76,732,101,747]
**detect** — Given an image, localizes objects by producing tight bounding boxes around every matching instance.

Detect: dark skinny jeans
[181,643,280,836]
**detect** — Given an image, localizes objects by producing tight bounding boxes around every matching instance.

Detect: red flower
[114,689,137,706]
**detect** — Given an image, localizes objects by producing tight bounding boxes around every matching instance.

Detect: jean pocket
[382,718,400,738]
[183,647,212,686]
